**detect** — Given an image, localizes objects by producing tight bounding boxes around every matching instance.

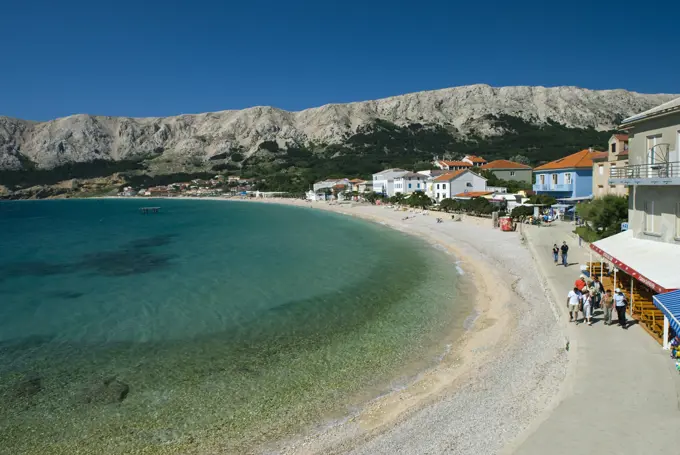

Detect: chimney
[588,147,593,153]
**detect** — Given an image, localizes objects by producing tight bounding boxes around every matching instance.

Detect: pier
[139,207,161,214]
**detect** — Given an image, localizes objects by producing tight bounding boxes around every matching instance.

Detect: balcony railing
[610,162,680,180]
[532,182,573,192]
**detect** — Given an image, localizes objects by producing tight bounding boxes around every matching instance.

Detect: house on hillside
[592,134,630,198]
[532,148,600,201]
[480,160,533,183]
[591,96,680,347]
[433,160,473,171]
[393,172,427,195]
[372,168,408,197]
[313,178,349,192]
[463,155,488,167]
[429,170,487,202]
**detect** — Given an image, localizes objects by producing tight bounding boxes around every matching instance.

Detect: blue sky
[3,0,679,120]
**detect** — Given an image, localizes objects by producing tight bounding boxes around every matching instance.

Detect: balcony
[609,162,680,186]
[532,182,573,192]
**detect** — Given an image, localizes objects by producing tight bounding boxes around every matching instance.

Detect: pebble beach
[223,198,570,455]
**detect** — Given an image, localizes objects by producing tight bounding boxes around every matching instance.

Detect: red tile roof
[534,149,603,171]
[433,169,467,182]
[349,178,365,183]
[439,160,472,167]
[453,191,493,198]
[613,134,629,141]
[464,155,487,163]
[480,159,532,170]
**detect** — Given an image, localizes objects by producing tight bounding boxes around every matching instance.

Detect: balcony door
[646,135,662,177]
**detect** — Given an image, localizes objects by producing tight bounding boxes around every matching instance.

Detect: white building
[393,172,428,195]
[372,168,408,196]
[429,170,487,202]
[313,178,349,192]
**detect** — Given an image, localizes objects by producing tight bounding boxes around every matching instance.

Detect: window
[510,171,515,176]
[647,134,662,166]
[551,174,558,185]
[443,184,447,189]
[598,164,604,175]
[540,175,545,184]
[611,143,616,154]
[466,182,472,187]
[565,173,572,184]
[408,184,412,189]
[644,201,659,234]
[436,184,440,189]
[416,183,421,189]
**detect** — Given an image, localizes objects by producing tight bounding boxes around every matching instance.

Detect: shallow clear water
[0,199,473,454]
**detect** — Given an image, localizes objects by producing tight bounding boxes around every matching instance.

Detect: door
[647,135,661,177]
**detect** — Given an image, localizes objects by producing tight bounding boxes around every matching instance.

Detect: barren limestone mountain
[0,84,676,171]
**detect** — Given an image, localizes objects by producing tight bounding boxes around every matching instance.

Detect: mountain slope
[0,84,676,172]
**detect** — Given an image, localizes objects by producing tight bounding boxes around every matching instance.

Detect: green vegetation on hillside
[0,115,617,193]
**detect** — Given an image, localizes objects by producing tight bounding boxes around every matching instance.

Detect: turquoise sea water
[0,199,473,454]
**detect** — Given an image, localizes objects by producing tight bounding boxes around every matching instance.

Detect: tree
[364,192,384,204]
[230,153,244,162]
[406,191,433,209]
[529,194,557,206]
[511,205,533,220]
[509,154,530,165]
[575,195,628,239]
[439,198,460,212]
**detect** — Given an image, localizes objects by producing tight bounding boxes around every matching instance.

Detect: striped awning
[653,290,680,335]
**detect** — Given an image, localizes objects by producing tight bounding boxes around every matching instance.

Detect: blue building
[532,149,601,201]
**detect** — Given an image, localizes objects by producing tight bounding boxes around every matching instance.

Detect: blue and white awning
[653,290,680,335]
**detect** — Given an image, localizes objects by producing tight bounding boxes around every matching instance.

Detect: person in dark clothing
[552,244,559,264]
[614,288,628,329]
[560,241,569,267]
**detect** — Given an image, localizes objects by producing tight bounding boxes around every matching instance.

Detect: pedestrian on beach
[567,287,581,323]
[614,288,628,329]
[552,244,559,264]
[602,289,614,325]
[560,241,569,267]
[581,288,593,325]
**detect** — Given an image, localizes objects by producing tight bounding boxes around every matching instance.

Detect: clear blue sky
[3,0,679,120]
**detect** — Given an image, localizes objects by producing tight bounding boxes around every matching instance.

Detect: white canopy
[591,230,680,293]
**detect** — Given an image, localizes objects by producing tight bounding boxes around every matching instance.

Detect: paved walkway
[509,222,680,455]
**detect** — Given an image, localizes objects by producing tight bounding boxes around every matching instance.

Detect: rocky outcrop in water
[0,85,676,171]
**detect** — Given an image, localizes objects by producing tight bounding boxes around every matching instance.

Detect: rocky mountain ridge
[0,84,677,171]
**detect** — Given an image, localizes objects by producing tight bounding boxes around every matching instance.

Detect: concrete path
[510,222,680,455]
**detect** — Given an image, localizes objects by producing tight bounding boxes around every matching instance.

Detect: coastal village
[127,97,680,352]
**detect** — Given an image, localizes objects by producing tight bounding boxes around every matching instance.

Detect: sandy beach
[180,197,569,455]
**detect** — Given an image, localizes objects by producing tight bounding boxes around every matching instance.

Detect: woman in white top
[581,288,593,326]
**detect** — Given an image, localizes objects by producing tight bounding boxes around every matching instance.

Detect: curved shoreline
[93,196,569,454]
[212,198,568,455]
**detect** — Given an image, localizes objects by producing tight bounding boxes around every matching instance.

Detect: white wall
[431,172,486,201]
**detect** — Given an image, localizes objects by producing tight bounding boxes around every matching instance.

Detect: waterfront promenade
[508,221,680,455]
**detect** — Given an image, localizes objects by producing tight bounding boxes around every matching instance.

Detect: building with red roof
[480,159,533,184]
[533,148,602,200]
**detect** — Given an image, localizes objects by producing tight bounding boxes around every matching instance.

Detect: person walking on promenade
[614,288,628,329]
[552,244,559,264]
[575,274,587,292]
[591,276,603,309]
[581,288,593,326]
[560,241,569,267]
[602,289,614,325]
[567,287,581,324]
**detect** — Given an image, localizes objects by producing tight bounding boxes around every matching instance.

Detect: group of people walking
[566,274,629,328]
[552,242,569,267]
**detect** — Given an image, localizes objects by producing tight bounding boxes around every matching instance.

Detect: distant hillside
[0,84,676,195]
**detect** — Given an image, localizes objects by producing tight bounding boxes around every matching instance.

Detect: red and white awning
[590,230,680,294]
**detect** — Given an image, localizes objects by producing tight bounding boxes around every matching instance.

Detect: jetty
[139,207,160,214]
